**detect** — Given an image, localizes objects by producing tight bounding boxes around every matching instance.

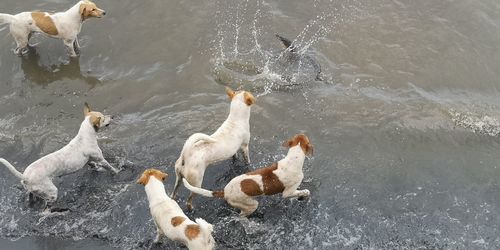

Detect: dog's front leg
[97,158,120,174]
[241,144,250,164]
[73,38,81,55]
[64,39,78,57]
[88,161,106,172]
[282,188,310,199]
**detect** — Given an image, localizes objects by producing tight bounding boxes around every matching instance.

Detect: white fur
[143,177,215,250]
[172,91,253,209]
[0,114,119,211]
[0,1,105,56]
[183,144,310,216]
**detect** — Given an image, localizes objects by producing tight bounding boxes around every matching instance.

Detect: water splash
[449,109,500,136]
[211,0,360,95]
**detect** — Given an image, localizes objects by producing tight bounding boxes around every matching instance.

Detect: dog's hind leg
[229,198,259,217]
[153,221,164,243]
[40,181,64,213]
[28,192,35,207]
[10,24,29,55]
[185,171,204,211]
[171,168,183,199]
[64,39,78,57]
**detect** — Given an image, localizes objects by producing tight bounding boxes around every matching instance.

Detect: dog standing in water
[0,103,120,212]
[183,134,313,216]
[0,1,106,56]
[171,87,256,210]
[137,169,215,250]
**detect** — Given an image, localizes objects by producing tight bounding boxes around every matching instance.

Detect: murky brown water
[1,0,500,249]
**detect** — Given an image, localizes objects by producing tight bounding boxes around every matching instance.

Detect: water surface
[1,0,500,249]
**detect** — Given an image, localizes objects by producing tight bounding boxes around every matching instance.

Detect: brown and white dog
[171,87,256,210]
[0,1,105,56]
[0,103,119,212]
[137,169,215,250]
[182,134,313,216]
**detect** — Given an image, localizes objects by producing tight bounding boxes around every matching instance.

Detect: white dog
[183,134,313,216]
[0,0,106,56]
[0,103,120,212]
[137,169,215,250]
[171,87,256,210]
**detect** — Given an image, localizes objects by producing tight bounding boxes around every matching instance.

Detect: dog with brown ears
[0,0,106,56]
[171,87,256,210]
[137,169,215,250]
[183,134,313,216]
[0,103,120,212]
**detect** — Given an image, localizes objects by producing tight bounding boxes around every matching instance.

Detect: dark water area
[1,0,500,249]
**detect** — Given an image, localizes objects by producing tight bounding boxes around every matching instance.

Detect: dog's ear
[137,172,149,185]
[282,139,293,148]
[84,102,91,116]
[79,4,86,18]
[90,115,101,130]
[150,170,168,182]
[159,172,168,182]
[225,87,236,99]
[243,92,255,106]
[305,144,314,156]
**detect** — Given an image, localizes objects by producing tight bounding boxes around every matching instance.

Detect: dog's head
[225,87,255,107]
[83,102,112,131]
[137,169,168,185]
[283,134,314,156]
[79,0,106,21]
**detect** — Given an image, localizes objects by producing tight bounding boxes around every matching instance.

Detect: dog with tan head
[183,134,313,216]
[137,169,215,250]
[171,87,256,210]
[0,1,106,56]
[0,102,120,212]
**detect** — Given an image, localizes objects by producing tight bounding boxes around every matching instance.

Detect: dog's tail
[195,218,214,237]
[179,133,216,166]
[0,158,24,179]
[182,178,225,198]
[0,13,16,25]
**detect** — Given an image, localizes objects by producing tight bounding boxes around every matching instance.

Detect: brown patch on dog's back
[185,224,201,240]
[171,216,186,227]
[247,163,285,195]
[137,169,168,185]
[240,179,263,196]
[31,12,58,36]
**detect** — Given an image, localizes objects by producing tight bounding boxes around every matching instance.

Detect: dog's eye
[92,8,96,11]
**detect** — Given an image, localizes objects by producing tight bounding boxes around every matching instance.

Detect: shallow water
[1,0,500,249]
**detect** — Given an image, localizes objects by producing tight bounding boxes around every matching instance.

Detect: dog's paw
[153,237,161,244]
[298,189,310,200]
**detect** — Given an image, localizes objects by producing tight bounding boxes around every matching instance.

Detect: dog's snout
[102,11,106,16]
[105,123,110,127]
[111,115,115,120]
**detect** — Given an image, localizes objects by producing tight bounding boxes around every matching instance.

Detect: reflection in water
[20,48,101,87]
